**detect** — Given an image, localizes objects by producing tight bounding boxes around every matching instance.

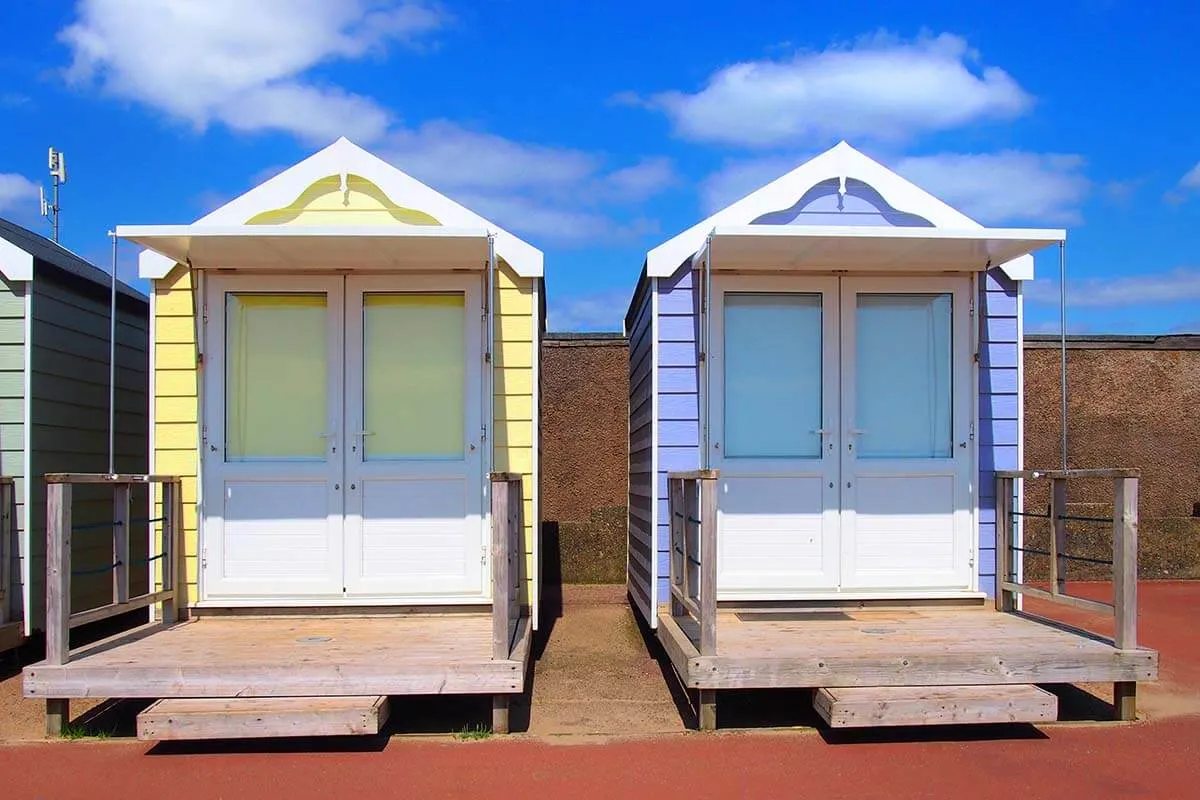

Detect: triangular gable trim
[647,142,1033,281]
[139,137,543,278]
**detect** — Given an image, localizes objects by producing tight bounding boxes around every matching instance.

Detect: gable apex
[138,138,543,278]
[646,141,1034,281]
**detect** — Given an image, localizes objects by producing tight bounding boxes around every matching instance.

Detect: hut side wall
[0,278,26,627]
[654,266,702,612]
[626,276,655,621]
[977,268,1021,593]
[28,267,150,626]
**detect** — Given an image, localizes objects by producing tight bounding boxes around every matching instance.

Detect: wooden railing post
[697,473,718,659]
[45,482,72,666]
[1112,476,1139,651]
[112,483,131,606]
[1113,475,1139,721]
[490,473,513,661]
[995,475,1014,612]
[1050,477,1068,595]
[668,477,683,618]
[45,480,72,737]
[160,480,179,625]
[0,479,11,630]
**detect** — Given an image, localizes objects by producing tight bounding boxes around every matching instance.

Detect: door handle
[318,431,338,453]
[847,428,867,437]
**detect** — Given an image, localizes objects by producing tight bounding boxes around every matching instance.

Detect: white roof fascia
[692,225,1063,273]
[138,137,543,279]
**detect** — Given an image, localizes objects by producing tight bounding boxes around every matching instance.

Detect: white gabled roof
[136,137,543,279]
[647,141,1041,281]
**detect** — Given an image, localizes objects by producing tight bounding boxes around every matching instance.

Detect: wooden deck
[24,613,531,699]
[657,605,1158,691]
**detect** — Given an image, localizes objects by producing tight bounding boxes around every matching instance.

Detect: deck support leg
[1113,682,1137,721]
[698,689,717,731]
[45,699,68,738]
[492,694,510,734]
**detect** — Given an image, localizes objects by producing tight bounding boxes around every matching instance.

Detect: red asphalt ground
[3,581,1198,800]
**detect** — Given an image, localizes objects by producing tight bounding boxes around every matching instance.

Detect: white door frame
[706,272,978,599]
[839,275,974,591]
[710,274,841,596]
[201,274,346,601]
[342,274,488,602]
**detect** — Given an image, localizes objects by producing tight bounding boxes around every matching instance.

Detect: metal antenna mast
[40,147,67,242]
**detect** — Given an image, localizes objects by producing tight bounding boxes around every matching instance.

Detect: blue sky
[1,0,1198,333]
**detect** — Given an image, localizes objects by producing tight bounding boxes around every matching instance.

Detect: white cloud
[699,150,1089,224]
[0,173,40,215]
[1026,268,1200,307]
[892,152,1090,224]
[635,32,1033,148]
[602,157,678,202]
[59,0,447,142]
[547,289,632,331]
[699,154,814,213]
[1179,162,1200,191]
[380,122,673,246]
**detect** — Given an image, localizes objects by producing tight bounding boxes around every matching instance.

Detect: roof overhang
[117,225,493,271]
[692,225,1064,277]
[0,234,34,281]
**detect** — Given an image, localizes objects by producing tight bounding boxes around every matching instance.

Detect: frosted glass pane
[364,293,465,459]
[724,293,822,458]
[226,293,327,460]
[856,294,952,458]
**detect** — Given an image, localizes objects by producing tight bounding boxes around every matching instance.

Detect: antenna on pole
[42,147,67,242]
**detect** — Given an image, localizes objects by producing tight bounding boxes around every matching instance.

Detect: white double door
[202,274,486,603]
[712,275,973,596]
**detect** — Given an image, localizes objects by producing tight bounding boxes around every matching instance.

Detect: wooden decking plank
[814,684,1058,728]
[137,696,390,740]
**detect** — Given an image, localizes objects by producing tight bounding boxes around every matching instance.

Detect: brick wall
[540,333,628,584]
[1023,335,1200,579]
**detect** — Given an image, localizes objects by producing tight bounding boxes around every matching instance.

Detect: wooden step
[814,684,1057,728]
[137,696,390,741]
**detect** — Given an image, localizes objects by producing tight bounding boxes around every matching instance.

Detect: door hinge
[969,421,975,441]
[481,425,488,442]
[481,545,488,565]
[200,547,208,569]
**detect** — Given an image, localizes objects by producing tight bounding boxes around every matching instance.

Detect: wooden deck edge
[656,612,701,688]
[686,649,1158,690]
[0,621,23,654]
[24,657,525,699]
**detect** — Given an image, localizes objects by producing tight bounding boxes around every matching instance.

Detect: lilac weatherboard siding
[625,272,656,620]
[977,268,1021,593]
[653,267,702,608]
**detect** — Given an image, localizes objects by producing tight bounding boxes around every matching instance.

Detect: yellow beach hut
[24,137,542,738]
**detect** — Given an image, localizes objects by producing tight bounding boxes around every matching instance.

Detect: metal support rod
[107,232,118,475]
[1058,240,1068,471]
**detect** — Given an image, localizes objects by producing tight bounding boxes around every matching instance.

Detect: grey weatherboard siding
[0,218,150,633]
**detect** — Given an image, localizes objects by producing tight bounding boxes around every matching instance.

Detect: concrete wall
[1024,335,1200,579]
[541,333,628,585]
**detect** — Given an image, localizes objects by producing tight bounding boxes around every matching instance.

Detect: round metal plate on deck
[296,635,333,643]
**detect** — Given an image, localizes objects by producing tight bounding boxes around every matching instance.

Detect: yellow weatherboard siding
[493,261,537,608]
[152,261,537,608]
[152,266,200,600]
[246,174,441,226]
